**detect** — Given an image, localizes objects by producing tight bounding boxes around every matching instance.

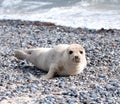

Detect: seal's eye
[69,51,73,54]
[80,51,83,54]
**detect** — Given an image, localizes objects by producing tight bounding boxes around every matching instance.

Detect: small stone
[99,74,106,78]
[106,84,115,91]
[0,83,3,86]
[58,81,67,88]
[90,92,97,99]
[62,89,78,98]
[110,81,120,87]
[6,91,12,97]
[79,92,88,99]
[47,40,52,44]
[67,98,77,104]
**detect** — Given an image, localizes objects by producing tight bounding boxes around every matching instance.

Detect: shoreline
[0,19,120,31]
[0,19,120,104]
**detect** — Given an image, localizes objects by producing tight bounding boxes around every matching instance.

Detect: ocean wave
[0,0,120,29]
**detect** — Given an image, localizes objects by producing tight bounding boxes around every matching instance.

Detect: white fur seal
[15,44,87,79]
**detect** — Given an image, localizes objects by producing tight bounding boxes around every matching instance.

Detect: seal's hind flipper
[15,50,29,60]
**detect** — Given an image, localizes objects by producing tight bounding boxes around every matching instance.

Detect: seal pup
[15,44,87,79]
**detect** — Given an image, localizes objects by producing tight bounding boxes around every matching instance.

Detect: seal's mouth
[72,56,80,63]
[75,59,80,63]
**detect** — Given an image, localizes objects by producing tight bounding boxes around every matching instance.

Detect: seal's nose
[75,56,79,59]
[74,55,80,63]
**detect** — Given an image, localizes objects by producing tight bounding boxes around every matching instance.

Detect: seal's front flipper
[41,64,57,79]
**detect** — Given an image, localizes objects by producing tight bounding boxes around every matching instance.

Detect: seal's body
[15,44,87,79]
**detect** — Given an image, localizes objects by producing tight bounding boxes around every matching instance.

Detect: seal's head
[67,44,86,64]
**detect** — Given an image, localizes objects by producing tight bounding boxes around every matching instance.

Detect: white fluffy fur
[15,44,87,79]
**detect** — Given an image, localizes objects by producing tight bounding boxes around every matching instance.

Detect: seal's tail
[14,50,28,60]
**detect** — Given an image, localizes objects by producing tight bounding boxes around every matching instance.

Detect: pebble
[58,81,68,88]
[0,20,120,104]
[106,84,115,91]
[62,89,78,98]
[6,91,12,97]
[66,98,77,104]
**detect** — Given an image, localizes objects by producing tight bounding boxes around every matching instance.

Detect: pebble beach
[0,20,120,104]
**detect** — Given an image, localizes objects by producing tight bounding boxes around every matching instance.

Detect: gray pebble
[106,84,115,91]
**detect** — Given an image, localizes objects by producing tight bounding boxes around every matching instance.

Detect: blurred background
[0,0,120,29]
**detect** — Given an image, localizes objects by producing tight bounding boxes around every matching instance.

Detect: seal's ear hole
[69,50,73,54]
[80,51,83,54]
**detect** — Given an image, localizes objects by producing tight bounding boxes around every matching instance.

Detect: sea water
[0,0,120,29]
